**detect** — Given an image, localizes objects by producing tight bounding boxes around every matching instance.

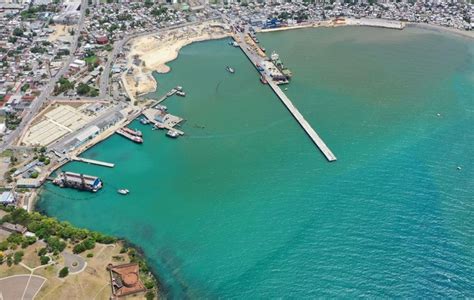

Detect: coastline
[258,18,474,40]
[123,21,231,102]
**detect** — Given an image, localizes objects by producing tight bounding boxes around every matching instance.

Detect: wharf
[233,34,337,162]
[71,156,115,168]
[142,108,184,135]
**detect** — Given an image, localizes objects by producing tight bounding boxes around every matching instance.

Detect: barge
[53,171,103,192]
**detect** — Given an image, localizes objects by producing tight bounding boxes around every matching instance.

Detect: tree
[76,83,91,96]
[13,251,24,264]
[40,255,50,265]
[13,27,24,36]
[59,266,69,277]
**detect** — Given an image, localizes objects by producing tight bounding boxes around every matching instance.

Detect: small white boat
[226,66,235,74]
[166,130,179,138]
[117,189,129,195]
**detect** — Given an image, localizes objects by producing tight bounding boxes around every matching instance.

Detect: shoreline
[257,18,474,40]
[123,22,231,102]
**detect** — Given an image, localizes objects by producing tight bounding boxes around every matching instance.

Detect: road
[0,0,88,152]
[1,17,221,152]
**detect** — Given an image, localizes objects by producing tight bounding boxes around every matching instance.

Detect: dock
[142,108,184,135]
[233,34,337,162]
[71,156,115,168]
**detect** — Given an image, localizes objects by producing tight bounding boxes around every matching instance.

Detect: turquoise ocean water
[38,27,473,297]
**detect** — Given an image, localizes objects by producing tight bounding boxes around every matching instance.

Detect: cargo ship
[270,51,292,79]
[116,128,143,143]
[53,172,103,192]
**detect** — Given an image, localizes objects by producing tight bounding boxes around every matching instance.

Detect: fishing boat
[117,189,129,195]
[166,130,180,138]
[226,66,235,74]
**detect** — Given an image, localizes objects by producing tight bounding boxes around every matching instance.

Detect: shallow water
[39,27,474,297]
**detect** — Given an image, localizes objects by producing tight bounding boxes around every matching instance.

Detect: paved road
[0,0,88,152]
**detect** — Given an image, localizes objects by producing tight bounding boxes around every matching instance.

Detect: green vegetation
[13,251,24,264]
[76,83,98,97]
[54,77,74,95]
[21,83,30,92]
[0,207,116,256]
[13,27,24,37]
[59,266,69,277]
[40,255,50,265]
[6,113,22,130]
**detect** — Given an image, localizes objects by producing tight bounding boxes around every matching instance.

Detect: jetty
[71,156,115,168]
[233,33,337,162]
[142,108,184,136]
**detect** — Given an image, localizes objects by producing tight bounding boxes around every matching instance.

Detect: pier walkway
[234,33,337,162]
[71,156,115,168]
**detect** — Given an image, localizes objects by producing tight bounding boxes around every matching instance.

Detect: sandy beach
[123,22,230,101]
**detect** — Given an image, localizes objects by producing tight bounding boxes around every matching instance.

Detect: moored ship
[122,127,142,137]
[53,172,103,192]
[270,51,292,79]
[116,128,143,143]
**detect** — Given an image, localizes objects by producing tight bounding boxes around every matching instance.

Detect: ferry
[166,130,180,138]
[122,127,142,137]
[226,66,235,74]
[260,76,268,84]
[117,189,129,195]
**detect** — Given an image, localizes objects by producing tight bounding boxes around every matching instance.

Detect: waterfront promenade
[234,33,337,162]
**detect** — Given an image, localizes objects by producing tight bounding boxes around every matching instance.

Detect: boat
[261,47,266,52]
[140,118,150,125]
[176,91,186,97]
[53,172,103,192]
[260,76,267,84]
[176,86,183,91]
[256,63,264,72]
[154,123,165,130]
[117,189,129,195]
[116,128,143,143]
[226,66,235,74]
[156,104,167,111]
[232,41,239,47]
[122,127,142,137]
[166,130,180,138]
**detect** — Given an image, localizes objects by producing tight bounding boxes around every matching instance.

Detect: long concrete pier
[234,34,337,162]
[72,156,115,168]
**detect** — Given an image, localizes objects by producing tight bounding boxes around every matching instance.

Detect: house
[1,222,27,234]
[95,35,109,45]
[0,191,15,204]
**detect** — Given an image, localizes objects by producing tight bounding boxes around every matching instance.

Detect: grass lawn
[84,55,97,65]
